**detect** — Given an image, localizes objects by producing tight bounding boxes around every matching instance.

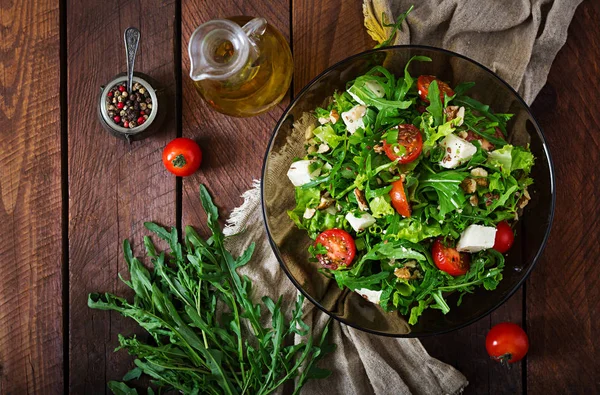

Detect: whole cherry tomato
[162,138,202,177]
[486,322,529,364]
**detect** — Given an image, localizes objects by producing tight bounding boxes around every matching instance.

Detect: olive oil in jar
[188,17,293,117]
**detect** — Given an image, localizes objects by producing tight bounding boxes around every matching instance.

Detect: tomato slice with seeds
[314,229,356,270]
[431,237,470,276]
[417,75,455,102]
[390,180,411,218]
[382,124,423,164]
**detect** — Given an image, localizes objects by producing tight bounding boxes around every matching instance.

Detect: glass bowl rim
[260,44,556,337]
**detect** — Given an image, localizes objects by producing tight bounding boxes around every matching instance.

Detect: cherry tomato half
[390,180,411,218]
[162,138,203,177]
[486,322,529,364]
[417,75,455,102]
[431,237,470,276]
[493,221,515,254]
[314,229,356,270]
[382,124,423,164]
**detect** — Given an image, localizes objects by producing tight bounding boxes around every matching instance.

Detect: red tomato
[431,237,470,276]
[389,180,411,218]
[493,221,515,254]
[486,322,529,364]
[417,75,455,102]
[314,229,356,270]
[162,138,203,177]
[382,124,423,164]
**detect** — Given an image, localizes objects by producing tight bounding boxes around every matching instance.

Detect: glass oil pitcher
[188,17,293,117]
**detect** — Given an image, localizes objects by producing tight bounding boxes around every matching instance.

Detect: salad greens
[90,185,332,395]
[288,57,534,324]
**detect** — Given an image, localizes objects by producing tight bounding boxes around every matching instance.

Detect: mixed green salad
[286,56,534,325]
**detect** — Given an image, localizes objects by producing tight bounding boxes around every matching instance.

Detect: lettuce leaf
[369,195,395,218]
[487,145,535,175]
[313,124,344,149]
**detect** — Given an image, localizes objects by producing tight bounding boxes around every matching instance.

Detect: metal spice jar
[97,72,166,142]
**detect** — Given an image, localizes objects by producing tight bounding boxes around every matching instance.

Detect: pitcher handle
[242,17,267,44]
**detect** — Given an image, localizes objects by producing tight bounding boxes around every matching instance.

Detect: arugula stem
[230,293,247,384]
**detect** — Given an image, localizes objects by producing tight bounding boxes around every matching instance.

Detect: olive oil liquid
[194,16,293,117]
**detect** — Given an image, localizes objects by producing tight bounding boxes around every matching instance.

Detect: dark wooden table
[0,0,598,394]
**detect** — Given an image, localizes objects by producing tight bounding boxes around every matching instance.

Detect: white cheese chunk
[303,208,316,219]
[439,134,477,169]
[287,160,320,187]
[456,224,497,253]
[456,106,465,126]
[345,212,376,233]
[318,116,329,125]
[341,105,367,135]
[364,80,385,98]
[355,288,382,305]
[317,143,330,153]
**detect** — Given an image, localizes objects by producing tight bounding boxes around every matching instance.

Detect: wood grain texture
[292,2,523,394]
[67,0,177,392]
[526,1,600,393]
[181,0,290,232]
[0,0,63,392]
[292,0,374,94]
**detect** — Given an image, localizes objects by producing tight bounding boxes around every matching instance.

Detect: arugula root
[89,185,333,395]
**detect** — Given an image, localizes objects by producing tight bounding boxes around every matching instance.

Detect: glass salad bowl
[261,46,555,337]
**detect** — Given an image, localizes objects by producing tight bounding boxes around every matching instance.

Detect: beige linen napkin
[224,1,581,393]
[364,0,583,105]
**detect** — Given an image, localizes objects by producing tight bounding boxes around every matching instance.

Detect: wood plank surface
[0,0,63,393]
[291,2,523,394]
[67,0,178,392]
[526,1,600,393]
[180,1,290,231]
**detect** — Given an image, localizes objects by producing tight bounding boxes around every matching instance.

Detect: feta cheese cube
[287,160,320,187]
[355,288,382,305]
[439,134,477,169]
[456,224,497,253]
[341,105,367,134]
[345,212,376,232]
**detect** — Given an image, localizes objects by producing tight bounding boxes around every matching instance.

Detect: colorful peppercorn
[105,82,153,128]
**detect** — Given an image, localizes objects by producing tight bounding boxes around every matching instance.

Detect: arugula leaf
[418,171,468,216]
[374,5,414,49]
[426,80,444,126]
[396,55,432,100]
[90,185,333,395]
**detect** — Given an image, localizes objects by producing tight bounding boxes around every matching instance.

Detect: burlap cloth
[224,1,581,393]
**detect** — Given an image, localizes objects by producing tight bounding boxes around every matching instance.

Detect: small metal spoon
[124,27,141,94]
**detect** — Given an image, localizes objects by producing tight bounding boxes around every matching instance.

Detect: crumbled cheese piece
[341,105,367,134]
[345,212,376,232]
[355,288,382,304]
[439,134,477,169]
[456,224,497,253]
[287,160,320,186]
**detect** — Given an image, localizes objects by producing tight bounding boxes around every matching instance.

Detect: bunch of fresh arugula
[89,185,333,395]
[289,56,535,324]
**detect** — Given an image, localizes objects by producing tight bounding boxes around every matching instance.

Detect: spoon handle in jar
[124,27,141,94]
